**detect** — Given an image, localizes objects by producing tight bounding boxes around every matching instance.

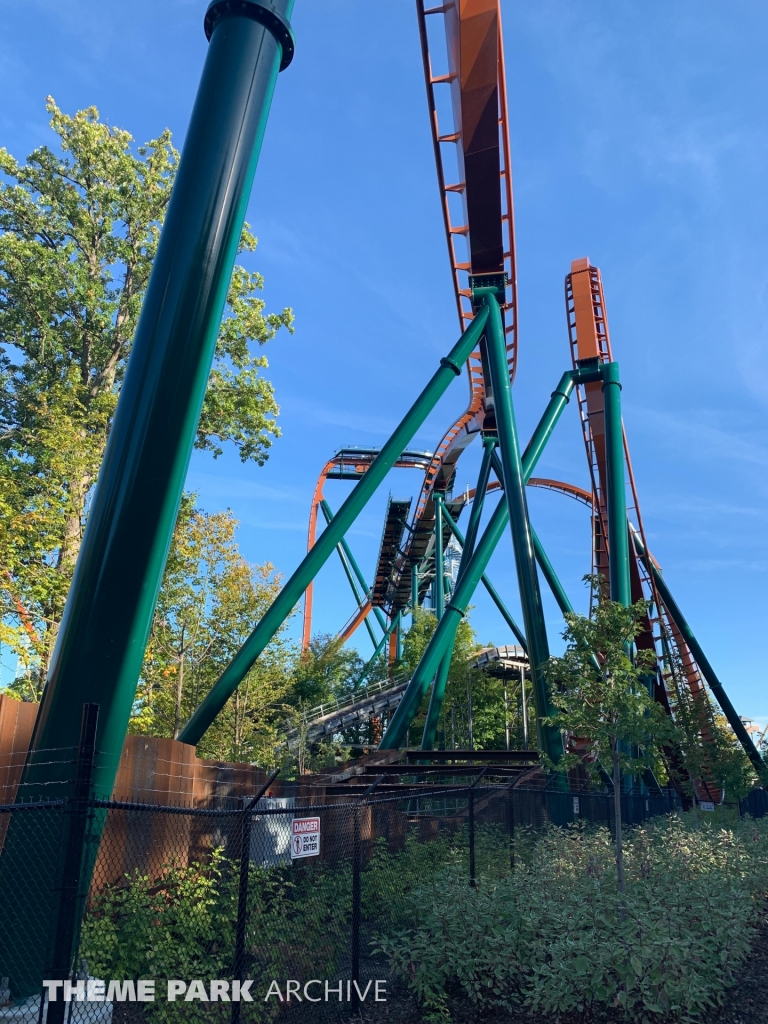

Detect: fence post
[46,704,99,1024]
[231,769,279,1024]
[468,768,487,889]
[508,783,515,873]
[351,775,385,1010]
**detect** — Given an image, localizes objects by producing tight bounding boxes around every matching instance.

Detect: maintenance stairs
[308,747,541,797]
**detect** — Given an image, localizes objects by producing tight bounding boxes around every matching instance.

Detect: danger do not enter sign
[290,817,320,859]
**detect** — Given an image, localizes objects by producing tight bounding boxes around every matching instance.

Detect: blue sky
[1,1,767,730]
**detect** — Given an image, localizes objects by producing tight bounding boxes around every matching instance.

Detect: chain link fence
[1,740,761,1024]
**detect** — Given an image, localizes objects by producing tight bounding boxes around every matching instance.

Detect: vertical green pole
[602,362,630,607]
[411,563,419,616]
[462,435,496,562]
[382,372,576,751]
[352,612,402,689]
[483,292,558,762]
[0,1,296,999]
[434,494,445,620]
[420,438,497,749]
[441,506,527,650]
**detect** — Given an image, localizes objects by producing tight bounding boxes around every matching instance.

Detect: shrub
[80,848,352,1024]
[375,815,768,1023]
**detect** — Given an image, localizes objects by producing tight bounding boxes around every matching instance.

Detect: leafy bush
[80,848,351,1024]
[362,822,510,930]
[375,815,768,1023]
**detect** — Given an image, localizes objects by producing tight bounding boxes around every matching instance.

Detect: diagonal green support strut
[421,437,503,749]
[483,292,557,760]
[380,368,582,753]
[0,0,298,999]
[441,505,527,649]
[179,306,491,745]
[632,530,766,779]
[319,500,383,648]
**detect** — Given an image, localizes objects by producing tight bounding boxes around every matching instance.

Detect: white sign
[572,797,580,815]
[291,817,320,859]
[700,801,715,812]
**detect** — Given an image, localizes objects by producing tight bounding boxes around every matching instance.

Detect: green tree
[663,645,759,815]
[399,608,503,748]
[132,499,293,764]
[290,634,365,708]
[0,99,293,691]
[544,584,674,897]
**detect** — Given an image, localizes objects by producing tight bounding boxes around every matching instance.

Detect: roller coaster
[293,0,763,785]
[1,0,765,994]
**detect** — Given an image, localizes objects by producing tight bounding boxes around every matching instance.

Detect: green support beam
[532,525,603,675]
[352,612,403,689]
[421,438,500,749]
[632,530,766,779]
[434,493,445,619]
[321,499,387,633]
[319,500,381,648]
[531,526,574,618]
[381,367,581,752]
[179,306,491,744]
[441,506,527,650]
[0,1,297,999]
[603,362,631,606]
[483,292,558,762]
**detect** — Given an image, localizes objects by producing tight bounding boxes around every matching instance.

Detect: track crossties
[372,497,412,609]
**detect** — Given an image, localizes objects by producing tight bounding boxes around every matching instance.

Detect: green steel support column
[483,292,558,762]
[531,526,574,618]
[441,506,527,650]
[381,369,577,751]
[0,1,296,999]
[319,501,379,647]
[434,494,445,619]
[321,499,388,634]
[419,494,446,750]
[382,498,508,749]
[532,526,602,675]
[180,307,491,744]
[632,531,767,779]
[421,440,508,750]
[421,652,451,749]
[463,435,497,560]
[352,612,402,689]
[421,508,528,750]
[603,362,631,607]
[411,563,419,615]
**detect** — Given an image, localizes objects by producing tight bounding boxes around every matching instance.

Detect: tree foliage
[132,498,292,765]
[544,581,676,894]
[0,99,293,688]
[398,608,510,749]
[665,649,759,805]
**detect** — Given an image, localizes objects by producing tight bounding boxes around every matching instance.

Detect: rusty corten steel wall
[0,697,40,848]
[0,696,332,878]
